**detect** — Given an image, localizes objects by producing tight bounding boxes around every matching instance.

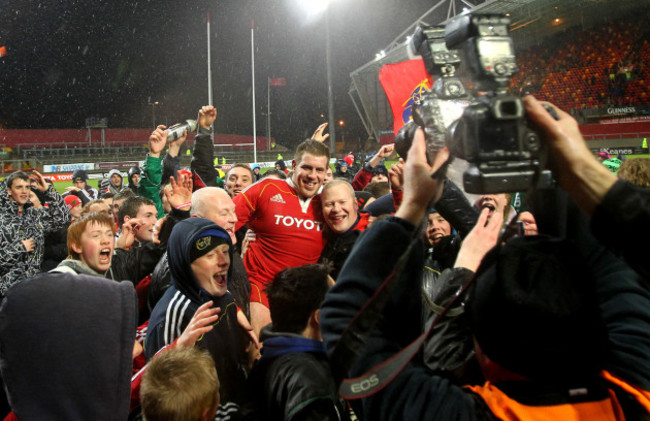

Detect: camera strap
[337,206,514,400]
[329,235,417,382]
[338,260,478,400]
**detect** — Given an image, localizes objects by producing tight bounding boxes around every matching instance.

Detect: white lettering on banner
[604,148,633,155]
[43,162,95,173]
[273,214,322,231]
[606,107,636,115]
[43,173,73,182]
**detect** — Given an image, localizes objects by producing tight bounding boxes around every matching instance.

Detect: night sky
[0,0,457,147]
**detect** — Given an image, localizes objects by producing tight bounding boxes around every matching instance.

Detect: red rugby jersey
[234,178,326,289]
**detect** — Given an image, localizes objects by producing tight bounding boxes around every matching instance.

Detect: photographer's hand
[524,95,616,215]
[395,128,449,225]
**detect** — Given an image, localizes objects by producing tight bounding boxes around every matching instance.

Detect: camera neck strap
[329,236,417,381]
[337,212,513,401]
[337,259,478,400]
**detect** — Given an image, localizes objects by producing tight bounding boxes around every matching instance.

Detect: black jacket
[105,206,183,287]
[191,127,220,188]
[320,215,650,420]
[333,169,354,182]
[319,215,365,280]
[145,218,249,403]
[591,179,650,280]
[240,326,349,421]
[40,222,70,271]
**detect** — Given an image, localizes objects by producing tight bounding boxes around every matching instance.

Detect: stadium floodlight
[296,0,331,18]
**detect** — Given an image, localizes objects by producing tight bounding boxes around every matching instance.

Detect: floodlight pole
[251,20,258,163]
[325,10,336,154]
[207,13,213,107]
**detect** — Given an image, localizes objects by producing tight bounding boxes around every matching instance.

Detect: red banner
[0,46,6,57]
[269,77,286,87]
[378,59,433,135]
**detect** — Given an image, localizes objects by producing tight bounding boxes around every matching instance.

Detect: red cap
[64,195,82,210]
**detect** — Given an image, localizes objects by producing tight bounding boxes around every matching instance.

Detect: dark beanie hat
[466,236,607,384]
[189,229,230,263]
[72,169,88,182]
[190,229,230,262]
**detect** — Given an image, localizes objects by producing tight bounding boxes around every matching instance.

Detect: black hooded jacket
[145,218,249,403]
[127,166,141,195]
[0,272,136,420]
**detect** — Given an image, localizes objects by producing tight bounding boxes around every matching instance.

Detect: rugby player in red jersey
[233,140,330,336]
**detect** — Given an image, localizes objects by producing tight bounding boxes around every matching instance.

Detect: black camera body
[449,93,553,193]
[445,13,554,193]
[395,25,468,164]
[412,25,466,100]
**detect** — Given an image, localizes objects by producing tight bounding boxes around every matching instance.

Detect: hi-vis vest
[466,371,650,420]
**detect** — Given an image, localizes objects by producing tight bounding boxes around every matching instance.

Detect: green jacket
[138,153,165,216]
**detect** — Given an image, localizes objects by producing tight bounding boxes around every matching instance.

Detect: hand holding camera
[395,128,450,225]
[397,12,560,195]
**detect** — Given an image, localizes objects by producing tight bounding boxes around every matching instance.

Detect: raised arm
[525,95,650,278]
[191,105,219,188]
[139,125,169,216]
[32,170,70,233]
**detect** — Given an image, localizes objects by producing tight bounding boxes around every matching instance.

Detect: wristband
[174,202,192,210]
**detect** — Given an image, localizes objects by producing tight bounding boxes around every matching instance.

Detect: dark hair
[101,192,115,200]
[226,163,254,181]
[266,264,330,334]
[113,189,135,203]
[467,236,607,384]
[364,181,390,198]
[294,139,330,164]
[117,196,156,228]
[5,171,30,189]
[260,169,287,180]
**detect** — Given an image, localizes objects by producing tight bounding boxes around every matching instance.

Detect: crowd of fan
[0,97,649,420]
[512,12,650,112]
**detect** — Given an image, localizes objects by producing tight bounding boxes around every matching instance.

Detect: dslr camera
[395,24,467,166]
[396,12,555,194]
